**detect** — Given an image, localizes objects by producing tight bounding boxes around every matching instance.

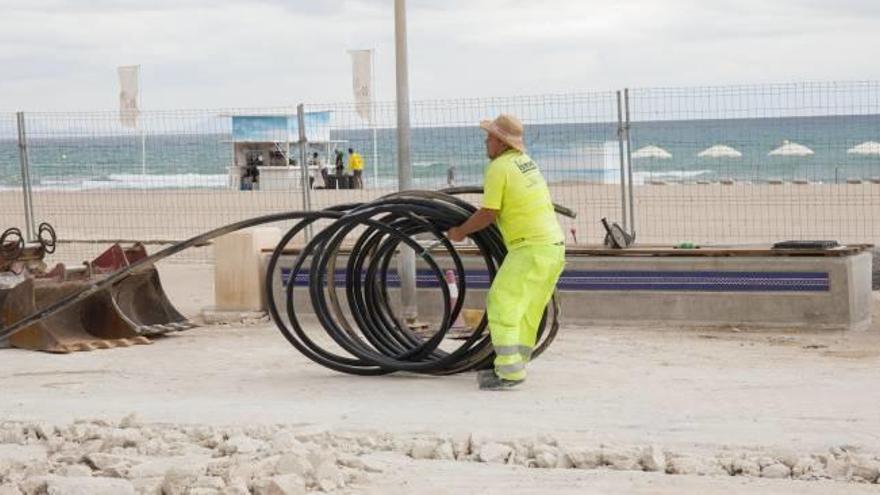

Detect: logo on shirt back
[516,159,537,174]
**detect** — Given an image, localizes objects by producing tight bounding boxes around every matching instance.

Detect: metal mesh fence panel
[308,92,623,245]
[15,93,627,263]
[0,114,25,236]
[627,82,880,244]
[13,81,879,265]
[22,106,317,263]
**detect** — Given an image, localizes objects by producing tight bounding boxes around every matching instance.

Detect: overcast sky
[1,0,879,111]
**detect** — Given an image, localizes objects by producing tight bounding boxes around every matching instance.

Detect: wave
[412,161,448,169]
[631,169,714,185]
[18,173,229,191]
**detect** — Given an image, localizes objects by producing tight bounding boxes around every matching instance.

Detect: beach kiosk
[227,112,341,191]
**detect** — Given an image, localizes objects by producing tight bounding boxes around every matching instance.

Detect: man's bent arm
[448,208,498,241]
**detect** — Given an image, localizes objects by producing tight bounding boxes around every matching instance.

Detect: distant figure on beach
[348,148,364,189]
[334,150,345,178]
[447,165,457,187]
[314,152,331,188]
[243,162,259,191]
[308,152,326,189]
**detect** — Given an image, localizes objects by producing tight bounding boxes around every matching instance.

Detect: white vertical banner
[117,65,140,128]
[349,50,373,124]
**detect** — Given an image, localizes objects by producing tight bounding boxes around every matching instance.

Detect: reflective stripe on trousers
[493,345,534,361]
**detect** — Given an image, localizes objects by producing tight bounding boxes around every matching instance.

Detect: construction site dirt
[1,263,879,494]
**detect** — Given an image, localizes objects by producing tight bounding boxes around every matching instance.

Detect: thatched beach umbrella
[632,145,672,159]
[847,141,880,156]
[698,144,742,158]
[768,140,813,157]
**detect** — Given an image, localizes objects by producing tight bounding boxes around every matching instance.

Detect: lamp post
[395,0,417,323]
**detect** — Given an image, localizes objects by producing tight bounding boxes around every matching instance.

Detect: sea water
[1,114,878,190]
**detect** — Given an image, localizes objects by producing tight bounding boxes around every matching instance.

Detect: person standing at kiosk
[334,150,345,189]
[348,148,364,189]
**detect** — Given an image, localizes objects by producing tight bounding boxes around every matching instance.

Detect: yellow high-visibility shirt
[349,153,364,171]
[482,149,563,249]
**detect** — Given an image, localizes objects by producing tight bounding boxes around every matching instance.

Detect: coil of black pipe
[0,188,575,376]
[264,188,573,376]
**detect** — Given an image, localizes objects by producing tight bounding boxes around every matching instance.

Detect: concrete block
[214,228,280,311]
[269,249,872,332]
[848,251,873,330]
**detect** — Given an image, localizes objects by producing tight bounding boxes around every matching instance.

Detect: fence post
[624,89,636,234]
[15,111,36,242]
[296,104,313,241]
[616,91,629,231]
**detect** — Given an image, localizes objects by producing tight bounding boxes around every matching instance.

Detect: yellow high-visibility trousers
[487,243,565,381]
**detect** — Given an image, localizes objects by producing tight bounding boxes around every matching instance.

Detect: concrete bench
[263,245,872,332]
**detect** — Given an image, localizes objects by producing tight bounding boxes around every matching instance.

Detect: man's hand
[447,208,498,243]
[448,226,466,243]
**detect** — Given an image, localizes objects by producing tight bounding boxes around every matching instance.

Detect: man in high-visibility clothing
[348,148,364,189]
[448,114,565,390]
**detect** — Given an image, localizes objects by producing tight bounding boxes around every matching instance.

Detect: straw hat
[480,114,526,153]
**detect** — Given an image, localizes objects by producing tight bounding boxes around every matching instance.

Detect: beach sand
[1,182,879,264]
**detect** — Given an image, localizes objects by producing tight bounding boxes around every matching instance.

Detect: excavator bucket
[92,243,197,337]
[0,229,140,352]
[4,274,150,353]
[0,273,30,349]
[109,264,197,336]
[90,243,129,274]
[1,242,196,353]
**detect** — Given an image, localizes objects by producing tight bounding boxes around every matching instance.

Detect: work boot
[477,369,524,391]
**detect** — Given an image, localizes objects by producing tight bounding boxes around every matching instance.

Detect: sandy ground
[364,458,880,494]
[2,183,880,264]
[2,264,880,493]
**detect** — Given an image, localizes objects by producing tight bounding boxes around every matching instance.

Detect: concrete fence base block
[213,227,281,312]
